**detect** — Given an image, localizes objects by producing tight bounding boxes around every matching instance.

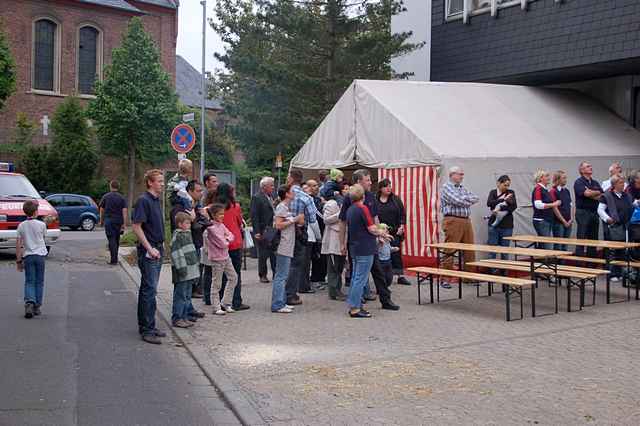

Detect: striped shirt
[441,181,479,218]
[170,229,201,284]
[290,185,318,226]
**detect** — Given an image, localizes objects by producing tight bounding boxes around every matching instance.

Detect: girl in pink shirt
[206,204,238,315]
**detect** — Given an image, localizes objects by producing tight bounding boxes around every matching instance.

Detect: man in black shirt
[573,162,603,257]
[132,170,166,345]
[99,180,128,265]
[250,177,276,283]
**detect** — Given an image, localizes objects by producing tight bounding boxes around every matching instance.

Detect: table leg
[458,250,463,300]
[505,287,511,321]
[605,248,611,304]
[417,272,421,305]
[531,279,537,318]
[567,278,571,313]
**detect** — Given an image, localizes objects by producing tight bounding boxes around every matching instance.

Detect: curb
[118,251,267,426]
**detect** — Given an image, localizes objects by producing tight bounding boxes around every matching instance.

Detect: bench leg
[417,273,421,305]
[520,288,524,320]
[429,274,434,304]
[567,278,571,313]
[505,286,511,321]
[531,281,536,318]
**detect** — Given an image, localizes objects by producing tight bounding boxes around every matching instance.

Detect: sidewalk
[146,253,640,425]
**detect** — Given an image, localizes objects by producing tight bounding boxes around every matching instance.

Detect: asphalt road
[0,230,238,426]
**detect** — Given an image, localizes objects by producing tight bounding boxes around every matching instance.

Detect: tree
[0,19,16,110]
[88,17,179,207]
[213,0,422,169]
[48,96,98,194]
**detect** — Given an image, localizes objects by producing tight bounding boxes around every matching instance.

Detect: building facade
[430,0,640,128]
[0,0,178,144]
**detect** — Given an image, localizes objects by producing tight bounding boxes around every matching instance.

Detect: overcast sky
[177,0,226,73]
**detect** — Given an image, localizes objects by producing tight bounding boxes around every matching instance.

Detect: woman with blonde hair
[531,170,561,249]
[549,170,573,251]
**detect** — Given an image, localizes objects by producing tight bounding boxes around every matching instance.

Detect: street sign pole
[200,0,207,183]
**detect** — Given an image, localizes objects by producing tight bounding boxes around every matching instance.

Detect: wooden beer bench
[468,259,607,313]
[408,267,535,321]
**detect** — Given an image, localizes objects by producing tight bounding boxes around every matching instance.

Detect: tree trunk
[127,141,136,212]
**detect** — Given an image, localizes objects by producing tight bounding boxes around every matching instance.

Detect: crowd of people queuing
[439,161,640,289]
[120,160,411,343]
[17,156,638,338]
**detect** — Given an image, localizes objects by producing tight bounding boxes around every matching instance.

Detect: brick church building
[0,0,179,145]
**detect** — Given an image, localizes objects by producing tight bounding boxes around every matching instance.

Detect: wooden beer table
[505,235,640,304]
[425,242,571,317]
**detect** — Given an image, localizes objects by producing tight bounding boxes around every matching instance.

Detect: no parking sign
[170,124,196,154]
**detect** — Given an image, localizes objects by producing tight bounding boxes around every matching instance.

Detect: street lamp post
[199,0,206,182]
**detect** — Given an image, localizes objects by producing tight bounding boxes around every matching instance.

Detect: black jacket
[486,189,517,229]
[250,191,275,235]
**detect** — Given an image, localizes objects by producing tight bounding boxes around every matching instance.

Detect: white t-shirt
[17,218,48,257]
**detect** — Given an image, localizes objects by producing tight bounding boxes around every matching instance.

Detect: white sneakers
[215,305,235,315]
[274,306,294,314]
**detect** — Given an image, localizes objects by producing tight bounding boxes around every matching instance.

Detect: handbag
[243,227,255,249]
[608,223,626,242]
[631,206,640,224]
[262,226,281,251]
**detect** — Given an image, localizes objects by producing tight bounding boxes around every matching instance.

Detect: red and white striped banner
[378,166,440,262]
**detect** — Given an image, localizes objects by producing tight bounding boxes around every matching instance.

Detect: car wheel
[81,217,96,231]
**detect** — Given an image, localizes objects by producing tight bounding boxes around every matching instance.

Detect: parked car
[46,194,99,231]
[0,170,61,251]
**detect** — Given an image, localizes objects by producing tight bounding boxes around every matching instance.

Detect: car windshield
[0,175,41,198]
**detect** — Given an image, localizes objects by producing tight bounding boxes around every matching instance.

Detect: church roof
[77,0,178,13]
[176,55,222,111]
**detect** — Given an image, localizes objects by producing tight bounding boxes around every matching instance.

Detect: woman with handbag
[322,184,349,301]
[598,175,634,281]
[376,179,411,285]
[216,183,250,311]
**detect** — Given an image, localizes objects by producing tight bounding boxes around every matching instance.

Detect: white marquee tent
[291,80,640,261]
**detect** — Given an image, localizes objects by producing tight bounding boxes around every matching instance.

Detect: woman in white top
[271,184,304,313]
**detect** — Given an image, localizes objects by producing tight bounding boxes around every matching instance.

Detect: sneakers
[214,308,226,316]
[611,276,622,283]
[259,276,270,283]
[142,334,162,345]
[273,306,294,313]
[285,304,295,310]
[349,309,372,318]
[222,304,235,313]
[173,319,193,328]
[24,302,34,319]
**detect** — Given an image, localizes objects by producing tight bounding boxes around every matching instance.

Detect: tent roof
[291,80,640,170]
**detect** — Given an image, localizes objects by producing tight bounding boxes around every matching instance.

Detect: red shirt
[222,202,244,251]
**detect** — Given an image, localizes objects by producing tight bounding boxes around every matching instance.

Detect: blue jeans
[347,255,374,309]
[552,222,572,251]
[172,280,194,323]
[271,254,291,311]
[24,255,45,305]
[137,246,163,336]
[487,226,513,259]
[533,220,553,250]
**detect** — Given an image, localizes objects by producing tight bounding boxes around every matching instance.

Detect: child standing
[170,212,201,328]
[376,224,397,290]
[16,200,48,319]
[205,204,238,315]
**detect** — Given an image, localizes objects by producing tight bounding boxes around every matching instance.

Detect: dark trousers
[575,208,599,257]
[370,255,392,304]
[286,238,311,299]
[379,259,393,288]
[257,240,276,279]
[390,235,404,275]
[326,254,345,296]
[202,265,213,304]
[220,249,243,308]
[137,246,162,336]
[104,219,122,264]
[310,242,327,283]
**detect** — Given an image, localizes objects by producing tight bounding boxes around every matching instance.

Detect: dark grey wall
[431,0,640,84]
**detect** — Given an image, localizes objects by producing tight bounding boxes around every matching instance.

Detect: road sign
[182,112,195,122]
[170,124,197,154]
